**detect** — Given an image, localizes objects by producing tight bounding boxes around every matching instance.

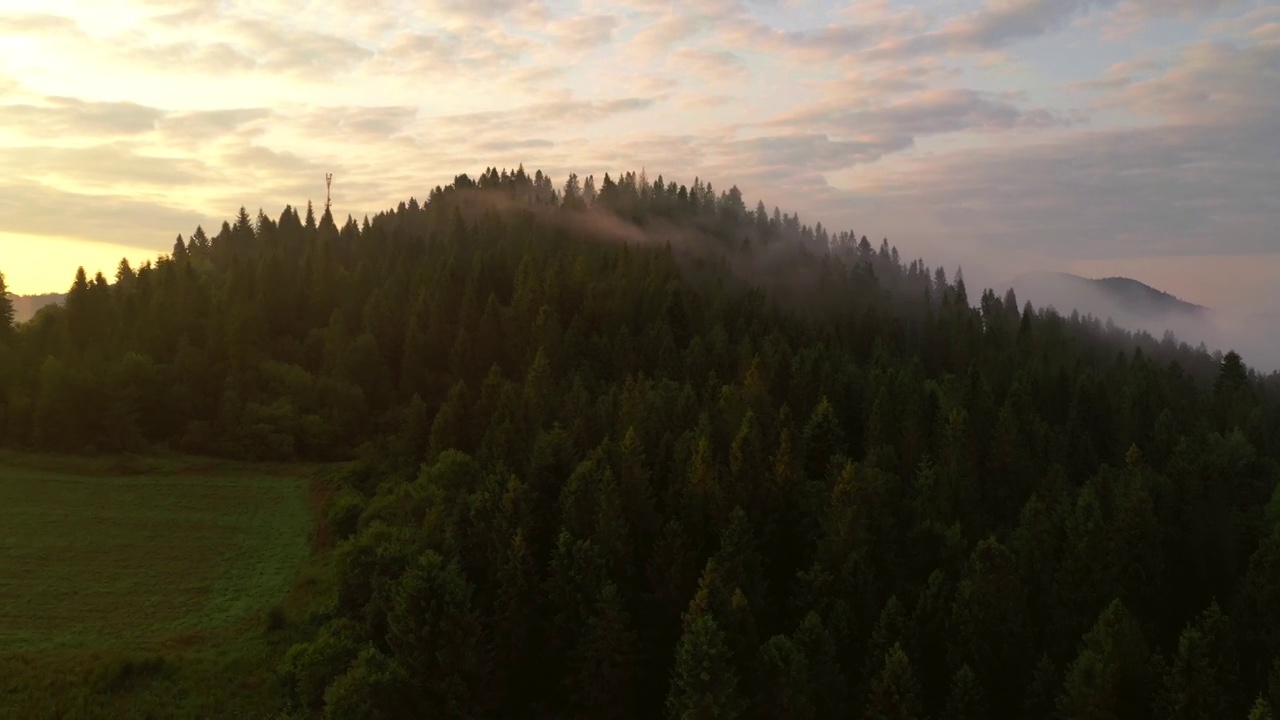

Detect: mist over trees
[1,165,1279,718]
[8,292,65,325]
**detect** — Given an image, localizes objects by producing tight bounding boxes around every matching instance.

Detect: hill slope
[12,293,65,324]
[0,166,1278,719]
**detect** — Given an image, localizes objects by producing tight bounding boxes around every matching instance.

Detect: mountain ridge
[1007,270,1208,319]
[11,293,65,324]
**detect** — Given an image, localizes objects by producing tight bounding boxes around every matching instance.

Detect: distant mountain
[1008,271,1206,322]
[1090,275,1207,315]
[1001,272,1280,371]
[1001,270,1236,355]
[12,293,64,324]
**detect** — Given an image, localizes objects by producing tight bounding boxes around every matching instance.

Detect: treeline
[2,166,1279,718]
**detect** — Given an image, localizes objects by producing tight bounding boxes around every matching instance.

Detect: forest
[1,165,1279,719]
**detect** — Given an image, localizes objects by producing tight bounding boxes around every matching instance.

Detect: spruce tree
[866,643,923,720]
[0,270,13,334]
[666,613,743,720]
[1056,599,1152,720]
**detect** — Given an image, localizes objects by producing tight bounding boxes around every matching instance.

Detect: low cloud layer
[0,0,1275,349]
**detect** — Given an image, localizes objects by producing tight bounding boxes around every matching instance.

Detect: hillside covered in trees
[2,166,1280,719]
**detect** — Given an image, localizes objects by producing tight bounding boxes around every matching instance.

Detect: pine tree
[666,613,743,720]
[1270,658,1280,716]
[616,426,659,552]
[1157,600,1241,720]
[493,530,539,712]
[568,583,639,719]
[66,266,92,350]
[1023,654,1061,718]
[944,664,988,720]
[792,611,847,717]
[115,258,136,286]
[386,550,495,716]
[682,556,760,693]
[1056,599,1152,720]
[427,380,471,460]
[0,271,13,334]
[801,396,844,482]
[948,537,1032,716]
[863,595,908,694]
[866,643,923,720]
[322,646,412,719]
[755,634,814,720]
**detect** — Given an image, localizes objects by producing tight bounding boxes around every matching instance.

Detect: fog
[819,234,1278,376]
[501,190,1280,374]
[998,271,1280,374]
[11,293,63,324]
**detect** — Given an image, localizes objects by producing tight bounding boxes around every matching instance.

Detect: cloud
[948,0,1099,48]
[838,120,1280,260]
[746,88,1075,173]
[868,0,1100,58]
[1208,4,1280,34]
[157,108,272,145]
[1106,37,1280,123]
[629,13,705,54]
[0,97,163,136]
[1102,0,1260,35]
[111,9,374,78]
[1066,58,1164,93]
[281,106,420,145]
[667,48,748,81]
[228,20,374,76]
[0,144,207,188]
[794,60,965,106]
[674,93,742,111]
[0,96,272,149]
[734,133,906,172]
[216,144,332,183]
[427,96,663,137]
[368,27,534,80]
[0,181,205,247]
[473,138,558,153]
[0,12,83,36]
[1127,0,1257,15]
[0,74,22,99]
[866,0,1255,58]
[548,14,621,51]
[704,2,937,68]
[133,0,221,26]
[630,74,683,96]
[121,41,257,74]
[721,16,905,64]
[610,0,748,15]
[415,0,550,27]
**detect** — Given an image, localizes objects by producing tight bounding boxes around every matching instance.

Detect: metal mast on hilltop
[325,173,333,214]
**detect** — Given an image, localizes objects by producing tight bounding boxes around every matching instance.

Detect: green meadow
[0,454,329,719]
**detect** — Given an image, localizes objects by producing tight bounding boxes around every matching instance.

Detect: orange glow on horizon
[0,233,160,295]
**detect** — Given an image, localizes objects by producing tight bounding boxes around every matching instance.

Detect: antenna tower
[325,173,333,214]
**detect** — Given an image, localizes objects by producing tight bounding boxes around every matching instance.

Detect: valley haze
[1004,271,1280,374]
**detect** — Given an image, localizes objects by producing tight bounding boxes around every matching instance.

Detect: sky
[0,0,1277,318]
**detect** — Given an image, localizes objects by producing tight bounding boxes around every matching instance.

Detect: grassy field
[0,453,331,719]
